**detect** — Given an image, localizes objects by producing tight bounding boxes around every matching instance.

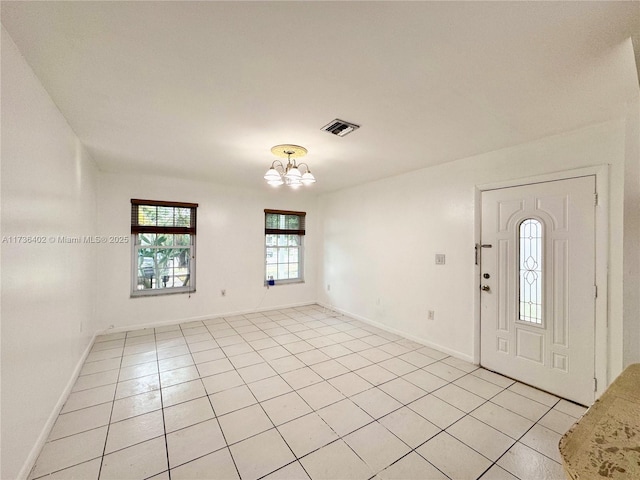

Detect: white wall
[318,120,630,380]
[1,27,99,480]
[95,173,318,331]
[623,95,640,367]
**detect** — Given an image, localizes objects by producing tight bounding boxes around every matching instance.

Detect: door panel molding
[474,165,609,402]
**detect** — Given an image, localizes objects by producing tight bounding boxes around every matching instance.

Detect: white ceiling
[2,1,639,193]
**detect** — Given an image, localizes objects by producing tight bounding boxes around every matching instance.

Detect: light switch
[435,254,446,265]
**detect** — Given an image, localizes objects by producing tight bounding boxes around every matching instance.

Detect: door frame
[473,165,609,399]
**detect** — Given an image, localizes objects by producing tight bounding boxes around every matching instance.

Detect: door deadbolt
[483,273,490,279]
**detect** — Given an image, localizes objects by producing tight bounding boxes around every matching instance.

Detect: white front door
[480,176,596,405]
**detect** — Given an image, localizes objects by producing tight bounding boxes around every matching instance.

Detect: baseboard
[319,302,475,364]
[17,333,98,480]
[98,301,318,335]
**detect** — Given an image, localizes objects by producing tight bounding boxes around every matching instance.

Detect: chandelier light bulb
[264,167,281,181]
[286,167,301,180]
[301,171,316,185]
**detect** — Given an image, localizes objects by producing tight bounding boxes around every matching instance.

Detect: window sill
[264,280,305,287]
[131,288,196,298]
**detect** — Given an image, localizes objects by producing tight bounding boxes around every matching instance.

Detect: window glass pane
[519,218,543,325]
[174,234,190,246]
[164,248,190,288]
[266,248,277,264]
[278,248,289,263]
[156,206,174,226]
[266,214,280,229]
[137,251,155,289]
[289,263,299,277]
[289,248,298,262]
[141,233,173,246]
[266,264,277,280]
[285,215,299,230]
[278,264,289,279]
[139,233,156,246]
[136,244,191,291]
[139,205,157,225]
[159,234,173,246]
[175,208,191,227]
[277,235,288,246]
[173,248,190,268]
[266,235,277,246]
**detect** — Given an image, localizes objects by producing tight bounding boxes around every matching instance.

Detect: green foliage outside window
[137,234,191,289]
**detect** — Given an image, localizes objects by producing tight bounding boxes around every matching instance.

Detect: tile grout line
[39,305,578,480]
[180,307,572,478]
[208,310,455,479]
[266,310,565,478]
[483,396,565,473]
[29,336,126,480]
[209,308,372,478]
[96,331,126,480]
[175,307,552,478]
[156,326,173,480]
[235,307,346,479]
[460,393,565,479]
[31,308,406,478]
[180,323,245,480]
[300,309,473,479]
[206,310,339,480]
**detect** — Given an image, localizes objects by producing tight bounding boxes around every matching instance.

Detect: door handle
[481,285,491,291]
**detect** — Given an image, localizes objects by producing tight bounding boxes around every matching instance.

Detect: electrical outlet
[221,289,226,296]
[428,310,435,320]
[327,284,331,291]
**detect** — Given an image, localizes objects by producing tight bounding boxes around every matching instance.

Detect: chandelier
[264,144,316,188]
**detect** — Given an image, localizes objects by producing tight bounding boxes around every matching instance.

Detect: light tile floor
[29,305,587,480]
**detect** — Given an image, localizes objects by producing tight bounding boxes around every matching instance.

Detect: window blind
[132,199,198,235]
[264,209,306,236]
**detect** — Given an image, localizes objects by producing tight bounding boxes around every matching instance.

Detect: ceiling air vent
[321,119,360,137]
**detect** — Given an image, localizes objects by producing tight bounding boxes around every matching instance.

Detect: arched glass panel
[519,218,543,324]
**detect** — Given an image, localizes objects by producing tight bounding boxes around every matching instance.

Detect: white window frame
[264,209,306,286]
[131,199,197,297]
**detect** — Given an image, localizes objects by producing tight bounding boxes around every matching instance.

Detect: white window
[131,199,197,296]
[265,209,305,285]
